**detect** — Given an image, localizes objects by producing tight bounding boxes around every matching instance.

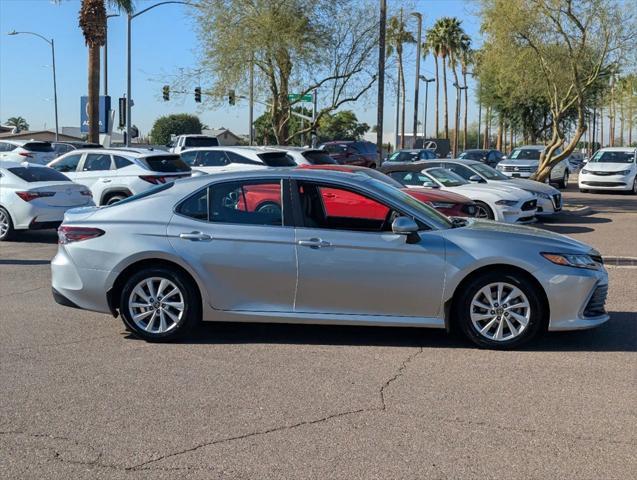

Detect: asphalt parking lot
[1,182,635,479]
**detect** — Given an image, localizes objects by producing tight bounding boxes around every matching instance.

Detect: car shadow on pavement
[575,194,636,213]
[535,212,611,235]
[131,310,635,352]
[0,259,50,265]
[7,230,58,244]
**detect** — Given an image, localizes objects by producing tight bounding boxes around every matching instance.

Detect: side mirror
[502,155,507,160]
[469,174,484,183]
[392,217,420,243]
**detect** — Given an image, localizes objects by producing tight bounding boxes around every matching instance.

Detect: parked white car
[382,165,537,223]
[579,147,637,194]
[420,159,562,215]
[262,146,338,165]
[496,145,570,189]
[168,134,219,154]
[179,146,296,174]
[0,140,57,165]
[48,148,191,206]
[0,160,93,241]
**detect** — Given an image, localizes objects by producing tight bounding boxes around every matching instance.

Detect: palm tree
[78,0,133,143]
[387,10,416,148]
[459,34,472,151]
[6,116,29,132]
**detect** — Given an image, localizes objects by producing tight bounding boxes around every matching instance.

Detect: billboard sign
[80,95,111,133]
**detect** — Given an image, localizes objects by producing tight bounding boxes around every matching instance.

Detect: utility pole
[419,76,434,140]
[311,89,318,148]
[376,0,387,163]
[103,14,118,96]
[411,12,422,148]
[249,58,254,145]
[477,86,482,149]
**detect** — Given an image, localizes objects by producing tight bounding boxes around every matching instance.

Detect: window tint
[297,182,391,232]
[8,166,69,182]
[180,150,198,166]
[50,154,82,172]
[114,156,133,169]
[589,150,635,163]
[209,180,283,226]
[225,151,260,165]
[257,152,296,167]
[142,155,190,172]
[178,188,209,220]
[388,171,437,188]
[322,143,348,154]
[301,150,337,165]
[459,151,486,161]
[197,150,229,167]
[510,149,541,160]
[0,142,17,152]
[53,143,74,155]
[389,151,419,162]
[23,142,53,153]
[83,153,112,171]
[445,164,474,180]
[184,137,219,147]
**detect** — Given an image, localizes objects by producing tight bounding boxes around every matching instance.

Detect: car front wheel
[558,171,569,190]
[454,271,544,349]
[119,267,200,341]
[474,201,494,220]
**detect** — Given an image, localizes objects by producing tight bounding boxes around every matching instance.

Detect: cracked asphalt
[1,184,636,479]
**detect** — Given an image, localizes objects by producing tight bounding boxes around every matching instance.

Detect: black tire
[631,177,637,195]
[369,163,377,169]
[0,206,15,242]
[579,188,589,193]
[104,193,128,206]
[453,271,545,349]
[558,171,569,190]
[474,201,495,220]
[256,202,282,215]
[119,267,201,342]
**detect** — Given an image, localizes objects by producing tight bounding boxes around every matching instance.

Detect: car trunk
[28,183,92,207]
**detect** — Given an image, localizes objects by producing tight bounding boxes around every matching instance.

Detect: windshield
[425,168,467,187]
[388,151,419,162]
[458,151,486,160]
[142,155,191,172]
[8,166,69,182]
[322,144,348,154]
[510,148,542,160]
[358,168,405,189]
[302,151,337,165]
[257,152,296,167]
[471,163,509,180]
[589,150,635,164]
[366,178,452,230]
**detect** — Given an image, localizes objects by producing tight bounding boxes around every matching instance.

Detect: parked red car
[319,141,380,168]
[233,165,477,219]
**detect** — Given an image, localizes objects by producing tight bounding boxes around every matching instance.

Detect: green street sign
[288,93,313,102]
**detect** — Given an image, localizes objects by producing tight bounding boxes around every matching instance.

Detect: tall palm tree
[387,10,416,148]
[6,116,29,132]
[459,34,472,151]
[79,0,133,143]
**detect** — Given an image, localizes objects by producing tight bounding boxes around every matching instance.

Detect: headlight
[525,190,550,200]
[616,169,631,175]
[430,202,456,209]
[496,165,504,170]
[541,252,601,270]
[495,199,518,206]
[581,168,590,174]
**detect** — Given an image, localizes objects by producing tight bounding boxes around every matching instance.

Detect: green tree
[317,111,370,142]
[6,116,29,132]
[189,0,377,145]
[480,0,634,182]
[387,10,416,148]
[149,114,203,145]
[77,0,133,143]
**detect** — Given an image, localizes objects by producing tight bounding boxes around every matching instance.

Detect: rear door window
[180,150,198,166]
[197,150,229,167]
[8,166,70,182]
[142,155,191,173]
[114,156,133,169]
[50,153,82,172]
[256,152,296,167]
[209,180,283,226]
[83,153,113,171]
[23,142,54,153]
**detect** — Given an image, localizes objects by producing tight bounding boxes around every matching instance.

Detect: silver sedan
[51,169,609,349]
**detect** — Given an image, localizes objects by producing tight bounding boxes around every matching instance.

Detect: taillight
[16,191,55,202]
[19,152,33,158]
[58,226,105,244]
[139,175,167,184]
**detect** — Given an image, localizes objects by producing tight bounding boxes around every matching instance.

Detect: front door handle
[179,231,212,241]
[101,179,111,183]
[298,238,331,249]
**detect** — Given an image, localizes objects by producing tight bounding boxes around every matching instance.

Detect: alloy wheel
[128,277,185,334]
[469,282,531,341]
[0,210,9,239]
[256,203,282,215]
[475,204,490,219]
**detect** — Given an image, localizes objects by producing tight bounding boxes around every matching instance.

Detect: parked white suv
[48,148,191,206]
[0,140,57,165]
[168,134,219,154]
[496,145,570,189]
[263,146,338,165]
[179,146,296,174]
[0,160,94,241]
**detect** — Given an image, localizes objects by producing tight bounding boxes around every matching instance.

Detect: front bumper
[535,194,562,215]
[578,173,634,191]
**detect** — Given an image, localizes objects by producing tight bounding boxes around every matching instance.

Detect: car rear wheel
[0,207,15,241]
[256,202,282,215]
[119,267,200,342]
[454,271,544,349]
[632,177,637,195]
[105,194,128,206]
[558,171,569,190]
[474,201,494,220]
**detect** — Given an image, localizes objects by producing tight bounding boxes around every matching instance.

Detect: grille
[587,171,616,176]
[552,194,562,209]
[502,165,535,173]
[521,199,537,211]
[583,284,608,318]
[581,181,626,187]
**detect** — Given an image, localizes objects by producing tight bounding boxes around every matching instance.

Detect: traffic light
[228,89,235,106]
[162,85,170,101]
[118,97,126,128]
[194,87,201,103]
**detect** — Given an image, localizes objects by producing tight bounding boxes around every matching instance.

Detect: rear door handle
[298,238,331,249]
[101,179,111,183]
[179,231,212,241]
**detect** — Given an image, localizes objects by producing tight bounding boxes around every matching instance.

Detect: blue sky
[0,0,482,139]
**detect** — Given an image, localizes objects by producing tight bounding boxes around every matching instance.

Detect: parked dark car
[52,141,103,157]
[319,140,380,168]
[457,149,504,168]
[384,148,437,166]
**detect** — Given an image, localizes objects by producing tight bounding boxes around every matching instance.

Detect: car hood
[451,182,533,200]
[446,219,596,255]
[499,159,540,168]
[583,162,634,172]
[498,178,559,195]
[404,187,472,204]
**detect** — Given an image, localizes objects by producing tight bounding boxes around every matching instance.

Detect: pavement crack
[0,285,47,299]
[378,347,424,411]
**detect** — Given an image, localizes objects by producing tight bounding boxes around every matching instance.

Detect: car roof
[596,147,636,152]
[444,159,481,166]
[181,146,288,154]
[380,160,436,172]
[58,147,177,158]
[0,159,48,169]
[461,149,489,153]
[514,145,545,150]
[176,134,215,138]
[0,139,50,146]
[299,164,370,173]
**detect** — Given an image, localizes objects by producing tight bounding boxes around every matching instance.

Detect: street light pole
[376,0,387,163]
[8,31,59,140]
[249,58,254,145]
[419,76,434,140]
[411,12,422,148]
[104,14,119,96]
[126,1,189,146]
